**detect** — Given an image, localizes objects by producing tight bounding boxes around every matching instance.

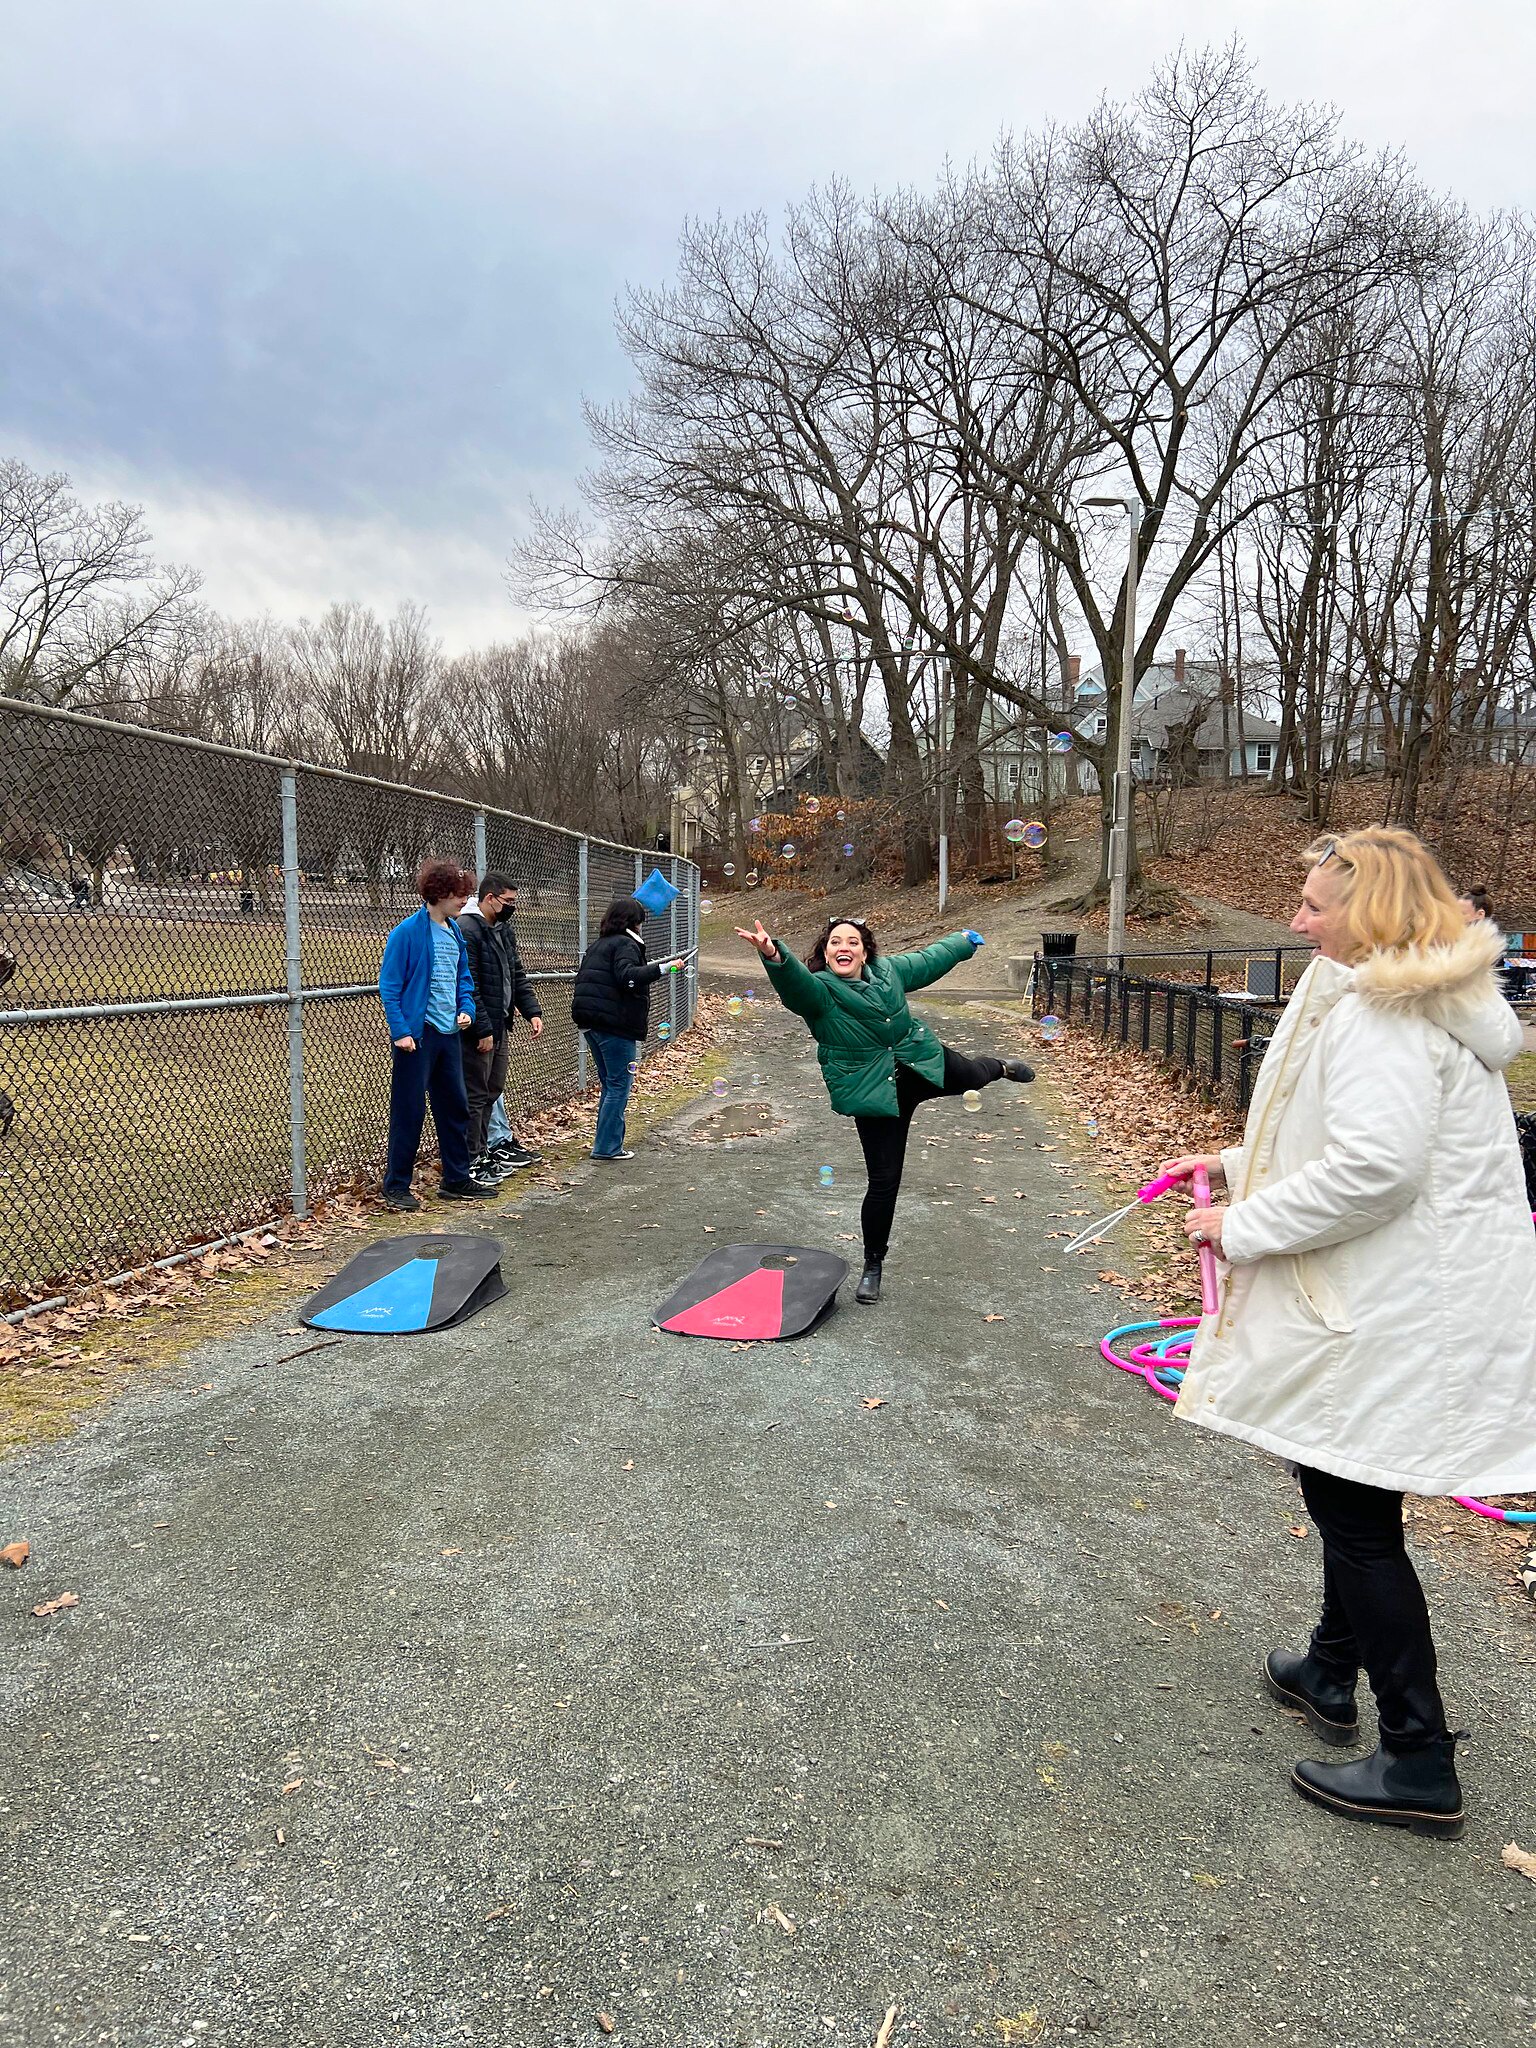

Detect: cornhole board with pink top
[652,1244,848,1341]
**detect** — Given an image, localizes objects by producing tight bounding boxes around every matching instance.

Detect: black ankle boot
[1291,1734,1466,1839]
[1263,1649,1359,1747]
[855,1259,883,1304]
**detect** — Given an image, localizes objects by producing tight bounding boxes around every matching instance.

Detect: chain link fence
[0,699,699,1309]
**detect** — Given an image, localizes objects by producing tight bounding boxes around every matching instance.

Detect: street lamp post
[1083,498,1144,962]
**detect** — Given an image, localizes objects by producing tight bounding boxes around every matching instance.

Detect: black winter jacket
[571,931,663,1040]
[459,904,542,1042]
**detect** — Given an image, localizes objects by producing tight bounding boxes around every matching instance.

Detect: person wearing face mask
[459,872,545,1181]
[1164,828,1536,1838]
[737,915,1034,1303]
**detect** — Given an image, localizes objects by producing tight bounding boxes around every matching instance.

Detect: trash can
[1041,931,1078,959]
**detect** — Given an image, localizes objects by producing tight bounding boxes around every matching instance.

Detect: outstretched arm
[888,930,978,993]
[738,920,829,1023]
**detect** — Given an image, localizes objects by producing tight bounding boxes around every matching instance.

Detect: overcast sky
[5,0,1533,650]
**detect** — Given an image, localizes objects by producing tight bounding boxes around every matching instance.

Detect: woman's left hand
[1184,1205,1227,1255]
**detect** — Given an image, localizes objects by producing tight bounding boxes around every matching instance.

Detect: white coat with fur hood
[1174,921,1536,1496]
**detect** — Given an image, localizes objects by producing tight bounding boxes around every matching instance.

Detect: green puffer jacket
[762,931,977,1118]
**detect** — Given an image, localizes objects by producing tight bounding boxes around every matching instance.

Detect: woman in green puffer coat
[737,914,1034,1303]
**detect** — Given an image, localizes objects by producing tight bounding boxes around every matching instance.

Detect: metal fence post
[577,837,590,1091]
[473,810,487,882]
[280,770,309,1218]
[667,855,679,1041]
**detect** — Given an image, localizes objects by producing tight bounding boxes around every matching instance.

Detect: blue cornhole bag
[635,867,680,917]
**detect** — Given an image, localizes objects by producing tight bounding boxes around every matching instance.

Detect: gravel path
[3,992,1533,2045]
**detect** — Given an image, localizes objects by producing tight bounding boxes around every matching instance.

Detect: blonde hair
[1301,828,1467,962]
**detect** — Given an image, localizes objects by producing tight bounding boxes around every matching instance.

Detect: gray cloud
[5,0,1532,646]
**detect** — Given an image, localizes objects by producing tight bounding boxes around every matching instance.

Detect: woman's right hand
[735,921,779,961]
[1158,1152,1226,1189]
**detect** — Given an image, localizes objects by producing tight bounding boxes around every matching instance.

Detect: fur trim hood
[1352,921,1522,1072]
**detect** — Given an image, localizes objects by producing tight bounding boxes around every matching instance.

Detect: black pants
[853,1047,1005,1261]
[384,1025,473,1195]
[1298,1465,1449,1748]
[461,1032,509,1157]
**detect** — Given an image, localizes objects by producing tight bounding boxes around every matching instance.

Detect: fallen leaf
[281,1778,303,1795]
[1287,1524,1310,1539]
[860,1397,886,1410]
[30,1591,79,1617]
[596,2016,615,2036]
[1191,1871,1226,1889]
[621,1459,635,1472]
[1,1540,30,1568]
[982,1313,1007,1323]
[766,1903,796,1934]
[1503,1842,1536,1883]
[440,1547,462,1557]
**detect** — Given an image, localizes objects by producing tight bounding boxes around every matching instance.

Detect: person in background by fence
[458,872,544,1181]
[1166,827,1536,1840]
[571,896,672,1162]
[1456,884,1493,923]
[378,859,498,1212]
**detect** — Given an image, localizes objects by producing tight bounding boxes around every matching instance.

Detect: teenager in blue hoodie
[377,858,497,1211]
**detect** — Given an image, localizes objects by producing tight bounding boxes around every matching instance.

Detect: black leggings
[853,1046,1005,1261]
[1298,1465,1449,1748]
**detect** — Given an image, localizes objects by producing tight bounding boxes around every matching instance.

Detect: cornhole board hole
[653,1243,848,1341]
[300,1233,507,1333]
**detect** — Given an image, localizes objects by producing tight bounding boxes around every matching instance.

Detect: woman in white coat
[1166,827,1536,1840]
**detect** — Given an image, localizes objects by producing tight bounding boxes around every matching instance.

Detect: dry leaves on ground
[1,1540,30,1568]
[30,1591,78,1617]
[1502,1842,1536,1883]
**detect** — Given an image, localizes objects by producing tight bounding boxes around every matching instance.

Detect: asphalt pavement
[3,990,1533,2047]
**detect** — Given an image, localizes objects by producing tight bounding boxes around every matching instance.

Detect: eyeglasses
[1315,841,1353,871]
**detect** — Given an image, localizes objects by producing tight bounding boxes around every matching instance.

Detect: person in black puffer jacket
[571,897,677,1160]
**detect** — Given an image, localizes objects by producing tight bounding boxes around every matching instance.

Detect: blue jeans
[385,1024,473,1193]
[486,1097,513,1150]
[585,1031,636,1157]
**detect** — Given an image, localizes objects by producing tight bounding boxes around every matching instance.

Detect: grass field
[0,901,690,1304]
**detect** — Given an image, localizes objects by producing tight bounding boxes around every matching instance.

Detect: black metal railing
[1034,949,1292,1110]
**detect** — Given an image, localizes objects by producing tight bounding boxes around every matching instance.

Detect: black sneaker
[382,1189,421,1213]
[495,1140,540,1166]
[439,1178,499,1201]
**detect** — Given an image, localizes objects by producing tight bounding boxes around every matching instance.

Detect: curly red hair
[417,857,474,904]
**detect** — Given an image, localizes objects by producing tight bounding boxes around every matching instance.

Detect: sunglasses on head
[1315,841,1353,871]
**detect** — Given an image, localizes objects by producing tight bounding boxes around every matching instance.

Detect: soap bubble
[748,817,761,833]
[628,1060,640,1075]
[1003,818,1026,845]
[745,868,759,887]
[963,1089,982,1113]
[727,996,743,1016]
[805,796,821,814]
[658,1022,671,1042]
[818,1164,835,1188]
[723,862,735,876]
[1022,821,1047,850]
[1040,1014,1063,1044]
[699,896,713,914]
[1085,1118,1098,1135]
[745,986,756,1001]
[711,1077,728,1097]
[781,842,797,860]
[835,808,846,821]
[1050,731,1074,754]
[842,842,854,858]
[750,1072,763,1087]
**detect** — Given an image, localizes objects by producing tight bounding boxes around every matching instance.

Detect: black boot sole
[855,1285,881,1304]
[1262,1656,1359,1747]
[1289,1767,1465,1839]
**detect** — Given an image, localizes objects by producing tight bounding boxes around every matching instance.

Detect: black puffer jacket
[459,903,542,1041]
[571,931,663,1040]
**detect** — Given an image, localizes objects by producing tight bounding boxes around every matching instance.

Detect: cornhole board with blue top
[653,1243,848,1341]
[300,1233,507,1333]
[634,866,680,917]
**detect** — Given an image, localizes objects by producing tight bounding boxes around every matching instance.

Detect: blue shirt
[424,919,461,1032]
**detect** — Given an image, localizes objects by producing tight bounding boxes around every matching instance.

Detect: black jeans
[1297,1464,1449,1748]
[853,1047,1005,1261]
